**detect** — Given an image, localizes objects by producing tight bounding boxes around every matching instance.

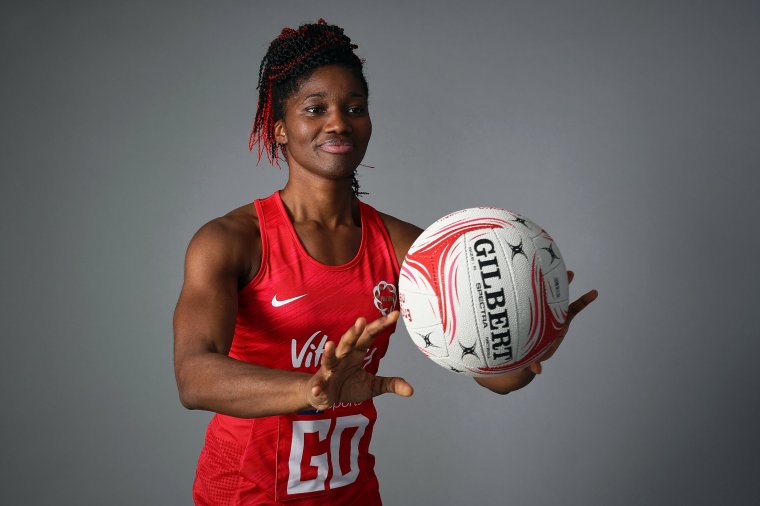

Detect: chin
[313,155,363,180]
[315,169,358,188]
[287,150,365,182]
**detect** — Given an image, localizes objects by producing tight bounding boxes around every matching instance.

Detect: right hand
[305,311,413,411]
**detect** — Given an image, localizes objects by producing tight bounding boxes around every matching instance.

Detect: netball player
[173,20,597,505]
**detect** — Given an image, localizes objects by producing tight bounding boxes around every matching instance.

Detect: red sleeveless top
[193,191,400,505]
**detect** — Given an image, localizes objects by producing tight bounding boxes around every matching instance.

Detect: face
[275,64,372,182]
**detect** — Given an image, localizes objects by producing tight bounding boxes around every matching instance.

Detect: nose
[324,109,352,135]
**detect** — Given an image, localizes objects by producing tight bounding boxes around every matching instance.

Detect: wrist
[298,375,317,411]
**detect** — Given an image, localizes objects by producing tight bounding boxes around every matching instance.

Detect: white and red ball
[398,208,569,377]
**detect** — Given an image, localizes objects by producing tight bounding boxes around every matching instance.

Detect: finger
[567,270,575,284]
[321,340,338,369]
[567,289,598,323]
[372,374,414,397]
[356,311,400,350]
[309,377,328,406]
[336,318,366,358]
[310,387,332,411]
[530,361,543,375]
[359,311,399,341]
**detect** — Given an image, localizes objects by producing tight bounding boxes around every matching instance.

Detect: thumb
[373,375,414,398]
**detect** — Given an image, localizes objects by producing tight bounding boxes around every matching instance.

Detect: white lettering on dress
[286,415,370,495]
[291,332,328,369]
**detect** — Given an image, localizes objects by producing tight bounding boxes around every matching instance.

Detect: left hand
[475,270,597,393]
[528,270,598,375]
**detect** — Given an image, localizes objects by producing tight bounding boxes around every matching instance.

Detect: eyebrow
[301,91,367,102]
[303,92,327,101]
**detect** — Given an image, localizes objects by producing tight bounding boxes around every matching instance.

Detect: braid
[352,172,367,197]
[249,19,369,197]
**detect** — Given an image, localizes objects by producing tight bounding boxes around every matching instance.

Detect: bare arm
[473,365,539,394]
[377,211,423,268]
[173,219,313,418]
[173,218,412,418]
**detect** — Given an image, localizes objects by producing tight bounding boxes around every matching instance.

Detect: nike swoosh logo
[271,293,308,307]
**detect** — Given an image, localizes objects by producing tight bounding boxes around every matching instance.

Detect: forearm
[176,352,312,418]
[474,367,536,395]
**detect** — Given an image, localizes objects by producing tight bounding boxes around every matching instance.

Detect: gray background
[2,0,759,504]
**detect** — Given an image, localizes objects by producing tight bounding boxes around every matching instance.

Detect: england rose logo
[373,281,397,316]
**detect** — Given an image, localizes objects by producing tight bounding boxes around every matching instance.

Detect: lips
[318,139,354,154]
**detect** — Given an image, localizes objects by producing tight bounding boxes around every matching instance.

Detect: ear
[274,120,287,145]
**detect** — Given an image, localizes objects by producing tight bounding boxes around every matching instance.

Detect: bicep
[173,223,245,365]
[174,277,237,358]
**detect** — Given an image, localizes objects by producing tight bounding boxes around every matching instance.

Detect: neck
[279,170,359,227]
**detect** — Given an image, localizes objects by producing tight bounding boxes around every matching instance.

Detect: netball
[399,208,569,376]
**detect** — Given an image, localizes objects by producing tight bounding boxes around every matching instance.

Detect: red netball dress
[193,191,400,505]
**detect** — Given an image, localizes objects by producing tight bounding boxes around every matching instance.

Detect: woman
[173,20,596,505]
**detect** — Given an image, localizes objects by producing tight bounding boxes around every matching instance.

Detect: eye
[348,105,366,114]
[305,105,325,114]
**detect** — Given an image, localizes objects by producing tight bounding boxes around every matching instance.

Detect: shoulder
[376,211,424,265]
[185,203,261,287]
